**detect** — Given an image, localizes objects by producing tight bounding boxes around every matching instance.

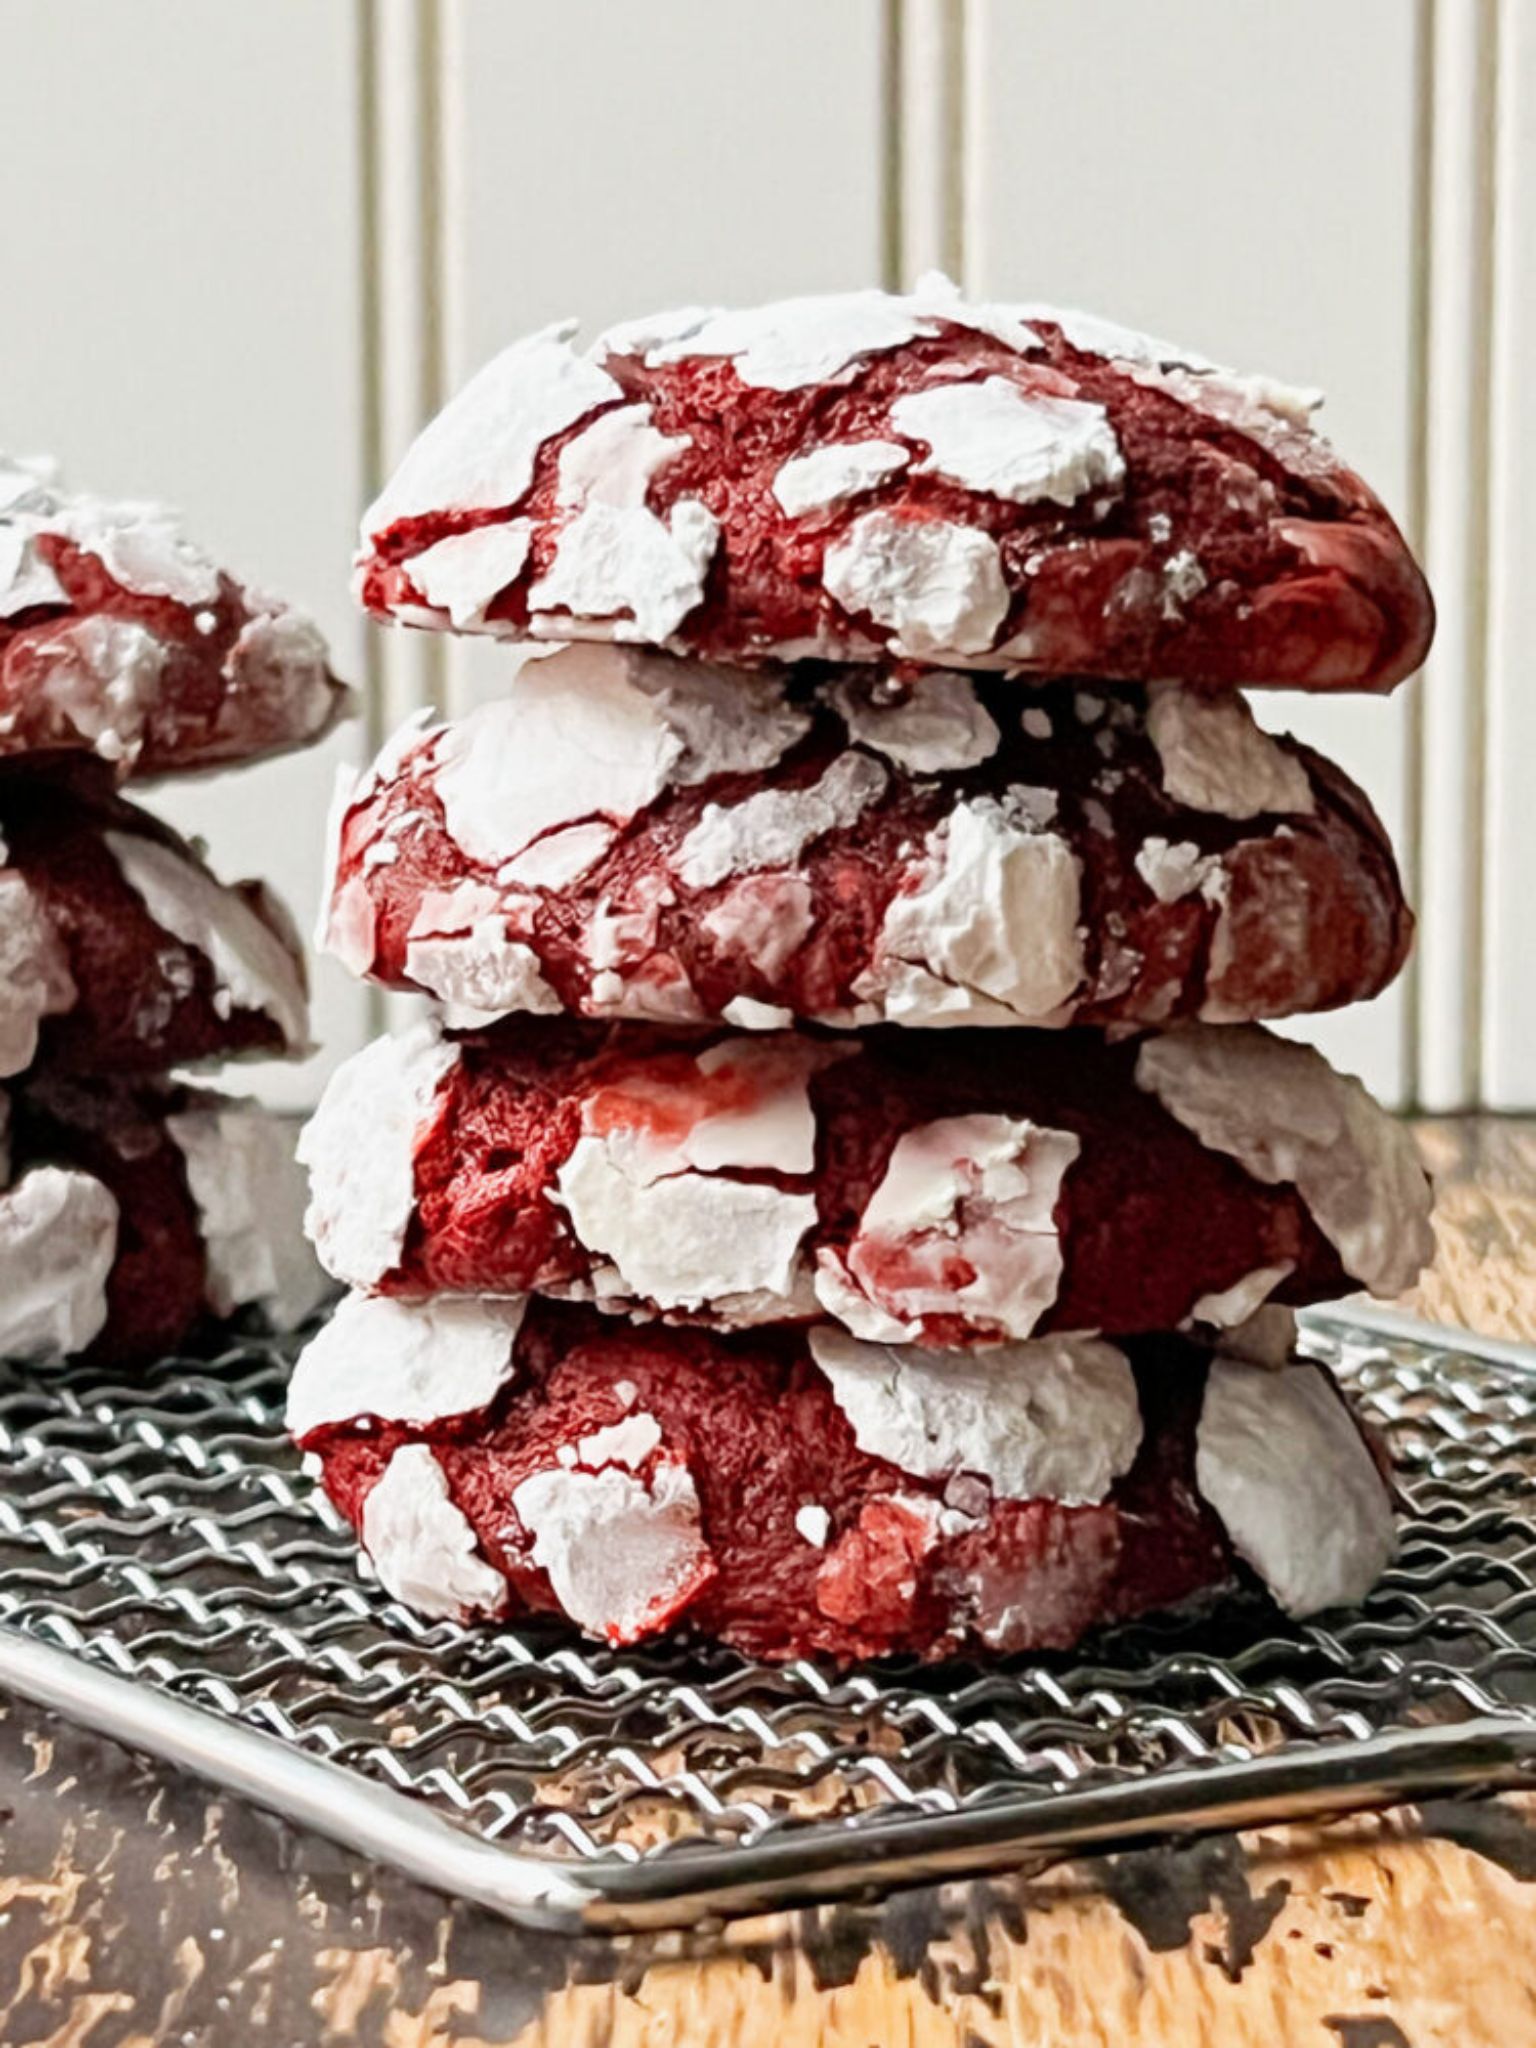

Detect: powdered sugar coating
[325,654,1410,1033]
[355,286,1432,691]
[0,870,76,1076]
[808,1327,1141,1505]
[296,1297,1273,1662]
[310,1018,1377,1344]
[827,669,999,773]
[166,1101,327,1330]
[298,1023,458,1289]
[526,498,719,643]
[286,1291,525,1439]
[1197,1356,1395,1615]
[1135,1025,1435,1295]
[106,830,310,1052]
[890,378,1124,507]
[772,440,911,517]
[511,1459,715,1645]
[360,1444,507,1620]
[1147,681,1316,819]
[868,797,1085,1023]
[822,513,1009,658]
[676,752,887,889]
[3,1074,315,1367]
[0,1164,119,1362]
[406,523,533,630]
[361,323,620,531]
[0,782,310,1077]
[817,1115,1080,1343]
[1,455,349,777]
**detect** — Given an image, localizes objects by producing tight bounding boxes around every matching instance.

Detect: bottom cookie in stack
[288,1292,1396,1665]
[2,1075,327,1368]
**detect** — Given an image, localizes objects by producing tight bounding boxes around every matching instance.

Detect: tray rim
[0,1302,1532,1933]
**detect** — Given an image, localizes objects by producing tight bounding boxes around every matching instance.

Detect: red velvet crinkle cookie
[301,1017,1433,1347]
[0,1076,327,1368]
[354,276,1431,694]
[0,455,351,777]
[0,771,310,1078]
[319,644,1410,1034]
[288,1292,1397,1663]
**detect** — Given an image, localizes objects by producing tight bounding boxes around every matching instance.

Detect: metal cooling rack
[0,1305,1534,1931]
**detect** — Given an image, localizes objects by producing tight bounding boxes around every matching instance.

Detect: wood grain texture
[0,1116,1530,2046]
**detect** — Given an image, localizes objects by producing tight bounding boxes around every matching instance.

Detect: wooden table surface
[1,1117,1534,2048]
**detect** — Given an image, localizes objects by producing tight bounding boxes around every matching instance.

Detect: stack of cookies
[292,280,1437,1664]
[0,455,348,1366]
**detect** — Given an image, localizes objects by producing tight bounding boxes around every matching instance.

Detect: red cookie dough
[354,279,1431,694]
[0,770,310,1079]
[288,1292,1398,1664]
[320,646,1410,1035]
[1,1075,327,1368]
[301,1016,1434,1347]
[0,455,351,778]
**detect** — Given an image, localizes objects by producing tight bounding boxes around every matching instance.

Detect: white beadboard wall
[0,0,1529,1110]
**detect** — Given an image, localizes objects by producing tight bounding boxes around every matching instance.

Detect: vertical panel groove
[1481,0,1536,1105]
[353,0,387,1045]
[1415,0,1500,1112]
[896,0,966,280]
[413,0,448,720]
[943,0,967,280]
[880,0,905,290]
[1400,0,1436,1110]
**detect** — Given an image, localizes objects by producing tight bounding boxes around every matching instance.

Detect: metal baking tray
[0,1303,1533,1932]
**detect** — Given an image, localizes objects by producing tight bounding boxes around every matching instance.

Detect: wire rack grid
[0,1304,1533,1930]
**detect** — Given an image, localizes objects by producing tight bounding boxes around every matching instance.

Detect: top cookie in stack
[294,280,1436,1667]
[0,455,348,1366]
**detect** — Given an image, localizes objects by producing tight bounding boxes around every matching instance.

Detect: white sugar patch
[556,403,689,508]
[720,996,796,1030]
[527,499,718,643]
[699,872,814,978]
[497,820,617,890]
[1135,1025,1435,1296]
[1188,1262,1294,1331]
[555,1139,815,1313]
[1134,836,1223,905]
[21,617,168,768]
[104,831,309,1051]
[1147,682,1314,820]
[554,1036,823,1311]
[512,1460,714,1643]
[677,753,886,890]
[363,321,621,530]
[0,871,77,1078]
[287,1291,526,1439]
[1016,302,1217,371]
[828,669,999,773]
[405,522,532,629]
[362,1445,507,1621]
[820,1114,1080,1343]
[0,1165,118,1363]
[51,499,222,606]
[167,1100,327,1330]
[629,277,1043,390]
[891,377,1124,507]
[406,920,562,1023]
[823,511,1009,658]
[298,1023,458,1289]
[772,440,910,517]
[433,657,683,865]
[1197,1358,1394,1616]
[809,1327,1141,1505]
[872,796,1084,1021]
